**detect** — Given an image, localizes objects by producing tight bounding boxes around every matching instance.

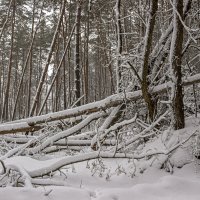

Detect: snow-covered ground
[1,157,200,200]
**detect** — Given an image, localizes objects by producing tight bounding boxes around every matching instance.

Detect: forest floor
[1,116,200,199]
[0,158,200,200]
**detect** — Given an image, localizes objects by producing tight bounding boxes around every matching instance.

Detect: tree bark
[169,0,185,129]
[141,0,158,122]
[74,0,82,106]
[115,0,123,93]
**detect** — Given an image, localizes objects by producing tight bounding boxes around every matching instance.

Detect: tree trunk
[169,0,185,129]
[115,0,123,93]
[141,0,158,122]
[27,0,36,117]
[74,0,82,106]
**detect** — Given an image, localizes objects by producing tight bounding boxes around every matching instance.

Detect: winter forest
[0,0,200,199]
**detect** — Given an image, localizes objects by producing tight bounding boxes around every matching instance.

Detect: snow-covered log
[27,112,108,154]
[0,122,41,134]
[1,136,116,147]
[0,73,200,135]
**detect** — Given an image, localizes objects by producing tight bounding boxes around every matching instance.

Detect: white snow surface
[1,161,200,200]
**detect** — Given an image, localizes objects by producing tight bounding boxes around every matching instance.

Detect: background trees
[0,0,199,130]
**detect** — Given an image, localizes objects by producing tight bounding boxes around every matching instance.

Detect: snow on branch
[3,128,196,179]
[0,73,200,135]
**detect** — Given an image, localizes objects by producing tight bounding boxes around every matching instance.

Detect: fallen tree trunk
[26,112,108,154]
[2,136,116,147]
[0,73,200,135]
[0,122,42,135]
